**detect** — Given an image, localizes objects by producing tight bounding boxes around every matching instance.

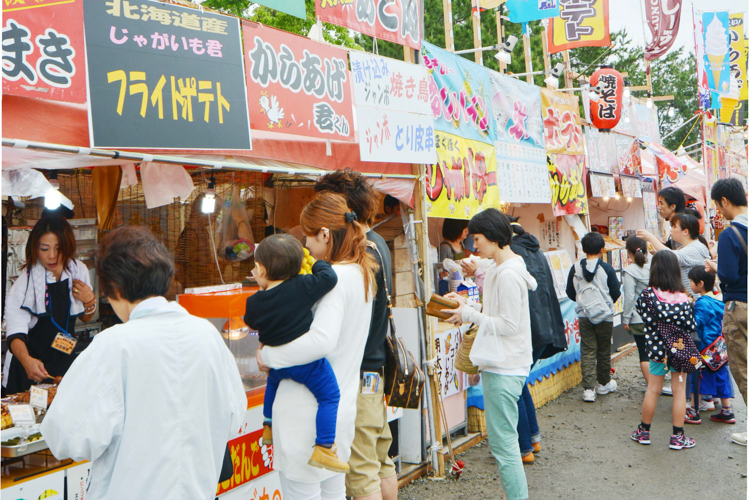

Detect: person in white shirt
[256,192,378,500]
[3,216,96,395]
[40,226,247,500]
[442,209,536,500]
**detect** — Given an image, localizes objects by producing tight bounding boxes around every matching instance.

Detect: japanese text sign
[350,52,431,115]
[83,0,251,149]
[421,41,496,146]
[548,0,611,55]
[426,131,499,220]
[434,327,465,398]
[541,88,584,155]
[547,154,588,216]
[351,51,436,163]
[702,11,732,94]
[216,425,274,495]
[644,0,683,61]
[506,0,560,23]
[2,0,86,103]
[584,127,618,173]
[243,22,354,141]
[489,70,544,149]
[728,13,747,100]
[316,0,421,50]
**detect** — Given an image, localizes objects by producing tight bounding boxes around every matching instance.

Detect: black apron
[5,279,78,394]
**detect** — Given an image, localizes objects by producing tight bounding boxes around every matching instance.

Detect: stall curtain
[93,165,122,230]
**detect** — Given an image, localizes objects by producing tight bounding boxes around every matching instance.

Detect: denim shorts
[649,360,677,376]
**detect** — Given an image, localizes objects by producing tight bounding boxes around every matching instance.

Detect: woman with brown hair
[3,217,96,395]
[256,191,378,500]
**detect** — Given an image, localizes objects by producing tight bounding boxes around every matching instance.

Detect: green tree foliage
[201,0,699,153]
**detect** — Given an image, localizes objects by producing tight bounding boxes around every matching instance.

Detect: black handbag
[367,242,425,409]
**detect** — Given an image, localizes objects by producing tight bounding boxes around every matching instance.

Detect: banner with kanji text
[316,0,421,50]
[547,154,588,216]
[548,0,611,54]
[425,131,499,220]
[2,0,86,103]
[541,88,584,155]
[83,0,251,149]
[243,22,354,142]
[350,52,436,163]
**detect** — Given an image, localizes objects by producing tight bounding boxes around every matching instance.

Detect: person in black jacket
[463,217,567,463]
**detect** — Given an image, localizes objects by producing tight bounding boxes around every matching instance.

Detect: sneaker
[596,379,618,395]
[698,400,715,412]
[669,433,696,450]
[532,442,541,453]
[661,385,673,396]
[522,452,535,464]
[583,389,596,402]
[308,444,351,473]
[730,432,747,446]
[262,423,273,446]
[631,426,651,445]
[684,407,702,425]
[710,412,736,424]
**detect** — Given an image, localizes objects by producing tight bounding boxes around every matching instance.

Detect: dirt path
[400,352,748,499]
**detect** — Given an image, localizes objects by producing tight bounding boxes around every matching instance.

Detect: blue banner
[507,0,560,23]
[702,11,732,94]
[528,298,581,385]
[420,41,496,145]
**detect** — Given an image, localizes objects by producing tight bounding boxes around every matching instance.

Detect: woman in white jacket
[443,209,537,500]
[257,192,378,500]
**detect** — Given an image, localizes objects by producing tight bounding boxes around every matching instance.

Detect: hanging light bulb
[646,93,654,108]
[668,105,676,118]
[623,87,631,100]
[627,196,633,202]
[603,196,610,202]
[45,171,61,210]
[202,172,216,214]
[624,114,630,123]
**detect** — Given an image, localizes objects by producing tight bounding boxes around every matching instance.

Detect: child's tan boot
[262,423,273,446]
[308,444,350,474]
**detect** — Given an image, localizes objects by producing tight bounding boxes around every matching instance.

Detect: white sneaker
[699,400,715,411]
[583,389,596,402]
[730,432,747,446]
[596,380,618,395]
[661,385,673,396]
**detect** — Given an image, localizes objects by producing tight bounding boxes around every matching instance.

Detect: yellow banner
[541,88,585,155]
[548,154,588,216]
[426,131,499,220]
[548,0,610,54]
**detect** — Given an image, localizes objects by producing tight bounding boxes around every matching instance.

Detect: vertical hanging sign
[548,0,611,54]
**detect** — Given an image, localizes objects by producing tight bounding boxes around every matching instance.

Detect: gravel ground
[400,352,748,499]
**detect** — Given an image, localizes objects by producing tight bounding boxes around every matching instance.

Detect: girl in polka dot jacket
[631,251,701,451]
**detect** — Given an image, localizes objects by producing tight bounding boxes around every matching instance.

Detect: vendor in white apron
[3,216,95,395]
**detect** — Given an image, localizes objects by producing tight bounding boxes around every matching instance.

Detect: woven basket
[467,406,486,434]
[456,324,479,374]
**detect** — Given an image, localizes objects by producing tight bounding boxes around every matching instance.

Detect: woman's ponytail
[626,235,648,268]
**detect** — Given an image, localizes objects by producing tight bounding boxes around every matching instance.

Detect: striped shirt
[672,240,711,298]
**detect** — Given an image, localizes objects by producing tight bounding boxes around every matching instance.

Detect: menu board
[544,250,574,300]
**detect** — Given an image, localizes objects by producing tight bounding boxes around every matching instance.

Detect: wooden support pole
[443,0,454,51]
[645,58,653,95]
[472,1,483,65]
[562,50,573,89]
[495,9,506,73]
[404,46,415,64]
[542,24,551,74]
[523,32,533,84]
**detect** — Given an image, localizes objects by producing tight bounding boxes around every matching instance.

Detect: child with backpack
[684,266,735,425]
[566,232,621,402]
[631,251,701,450]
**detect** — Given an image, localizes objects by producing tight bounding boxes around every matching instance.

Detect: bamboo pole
[523,31,533,84]
[563,50,573,89]
[542,23,551,75]
[404,46,415,64]
[443,0,454,51]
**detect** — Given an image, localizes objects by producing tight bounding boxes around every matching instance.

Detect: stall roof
[2,95,414,177]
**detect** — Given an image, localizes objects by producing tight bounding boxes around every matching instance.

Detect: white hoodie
[462,256,538,376]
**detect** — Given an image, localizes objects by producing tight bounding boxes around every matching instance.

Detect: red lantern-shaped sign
[589,66,624,131]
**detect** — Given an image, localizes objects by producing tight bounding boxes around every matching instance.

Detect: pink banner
[644,0,683,61]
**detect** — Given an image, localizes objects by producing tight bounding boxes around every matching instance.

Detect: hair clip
[345,212,358,223]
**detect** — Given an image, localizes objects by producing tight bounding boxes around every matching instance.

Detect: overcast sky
[610,0,748,55]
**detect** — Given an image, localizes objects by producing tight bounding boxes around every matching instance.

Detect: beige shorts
[345,379,397,498]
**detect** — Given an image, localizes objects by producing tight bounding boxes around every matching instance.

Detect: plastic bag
[216,185,255,262]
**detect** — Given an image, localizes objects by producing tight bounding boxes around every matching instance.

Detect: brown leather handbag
[368,242,425,409]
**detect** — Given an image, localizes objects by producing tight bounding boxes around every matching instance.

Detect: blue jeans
[517,345,544,455]
[263,358,339,446]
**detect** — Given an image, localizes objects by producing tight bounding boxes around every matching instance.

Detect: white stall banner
[350,52,432,115]
[357,108,437,163]
[495,143,550,203]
